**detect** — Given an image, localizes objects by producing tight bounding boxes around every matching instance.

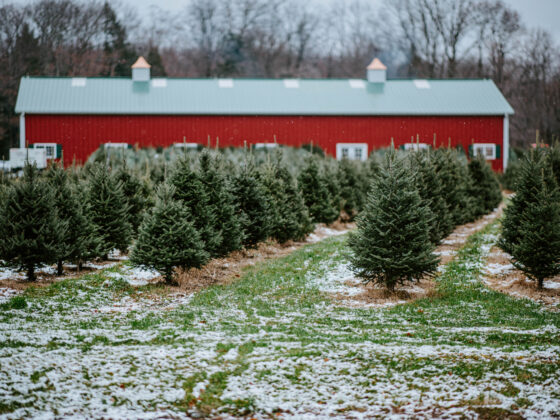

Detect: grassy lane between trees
[0,220,559,419]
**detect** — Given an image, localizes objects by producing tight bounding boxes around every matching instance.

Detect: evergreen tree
[85,163,132,258]
[260,158,313,243]
[169,156,221,257]
[198,151,244,256]
[507,169,560,289]
[547,142,560,186]
[499,149,557,256]
[114,164,146,234]
[231,158,271,247]
[130,185,208,285]
[409,150,451,244]
[72,180,103,268]
[46,163,90,275]
[0,163,64,281]
[337,159,366,220]
[349,150,439,291]
[468,154,502,218]
[298,156,339,224]
[433,147,475,226]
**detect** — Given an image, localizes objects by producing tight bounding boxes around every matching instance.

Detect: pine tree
[0,163,64,281]
[72,180,103,268]
[547,142,560,186]
[298,156,339,224]
[409,150,452,244]
[46,163,88,275]
[468,154,502,218]
[349,150,439,291]
[198,151,244,257]
[337,159,366,220]
[85,163,132,258]
[231,158,271,247]
[130,185,209,285]
[500,149,557,255]
[260,159,313,243]
[508,169,560,289]
[114,164,146,234]
[169,156,221,257]
[433,147,475,226]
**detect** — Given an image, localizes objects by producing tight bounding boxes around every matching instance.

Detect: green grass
[0,218,559,418]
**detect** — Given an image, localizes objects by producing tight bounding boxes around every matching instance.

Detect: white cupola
[131,56,151,82]
[367,57,387,83]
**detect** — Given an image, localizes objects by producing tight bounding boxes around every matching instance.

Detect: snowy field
[1,220,559,419]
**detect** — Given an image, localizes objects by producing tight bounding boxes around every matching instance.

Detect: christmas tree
[408,150,452,244]
[547,142,560,186]
[468,154,502,218]
[337,159,366,220]
[85,163,132,259]
[114,164,147,234]
[198,151,244,257]
[169,156,221,257]
[46,163,91,275]
[349,149,439,291]
[508,168,560,289]
[231,157,271,247]
[131,184,208,284]
[298,156,339,224]
[500,149,557,255]
[0,163,64,281]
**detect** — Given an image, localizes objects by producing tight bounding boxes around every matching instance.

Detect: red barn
[15,57,514,171]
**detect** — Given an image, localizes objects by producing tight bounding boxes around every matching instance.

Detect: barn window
[254,143,278,149]
[471,143,499,160]
[32,143,60,159]
[104,143,130,149]
[402,143,430,151]
[174,142,199,148]
[336,143,368,161]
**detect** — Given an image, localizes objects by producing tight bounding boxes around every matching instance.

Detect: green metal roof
[15,77,514,116]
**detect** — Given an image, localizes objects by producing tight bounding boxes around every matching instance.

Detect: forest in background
[1,0,559,158]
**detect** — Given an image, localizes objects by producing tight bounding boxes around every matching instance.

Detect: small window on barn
[218,79,234,88]
[349,79,366,89]
[283,79,299,88]
[254,143,278,149]
[336,143,368,161]
[71,78,86,87]
[152,78,167,88]
[104,143,130,149]
[174,142,199,148]
[32,143,59,159]
[413,79,430,89]
[402,143,430,151]
[471,143,497,160]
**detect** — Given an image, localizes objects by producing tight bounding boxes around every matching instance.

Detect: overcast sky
[124,0,560,43]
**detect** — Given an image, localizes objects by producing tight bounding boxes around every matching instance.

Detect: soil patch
[483,246,560,310]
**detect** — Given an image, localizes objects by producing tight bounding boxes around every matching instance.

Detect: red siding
[26,114,504,171]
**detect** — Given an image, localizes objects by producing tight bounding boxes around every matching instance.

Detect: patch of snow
[0,287,21,304]
[106,266,161,286]
[484,263,515,275]
[544,281,560,290]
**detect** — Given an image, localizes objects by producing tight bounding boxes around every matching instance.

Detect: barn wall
[25,114,504,171]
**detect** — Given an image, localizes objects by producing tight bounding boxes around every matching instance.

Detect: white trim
[336,143,368,161]
[472,143,497,160]
[503,114,509,170]
[254,143,278,149]
[19,113,25,148]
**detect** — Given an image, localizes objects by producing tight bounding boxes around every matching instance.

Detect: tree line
[1,0,559,158]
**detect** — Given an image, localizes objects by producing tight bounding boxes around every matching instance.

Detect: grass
[0,219,559,418]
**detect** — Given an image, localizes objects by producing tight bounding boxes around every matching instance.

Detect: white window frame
[472,143,496,160]
[403,143,430,151]
[174,142,199,148]
[336,143,368,161]
[104,142,130,149]
[254,143,278,149]
[33,143,57,159]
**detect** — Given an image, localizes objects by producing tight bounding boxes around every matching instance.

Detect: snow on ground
[306,226,351,243]
[106,265,161,286]
[0,287,21,304]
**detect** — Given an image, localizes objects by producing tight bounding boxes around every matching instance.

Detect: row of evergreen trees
[349,146,502,291]
[0,148,371,283]
[500,145,560,289]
